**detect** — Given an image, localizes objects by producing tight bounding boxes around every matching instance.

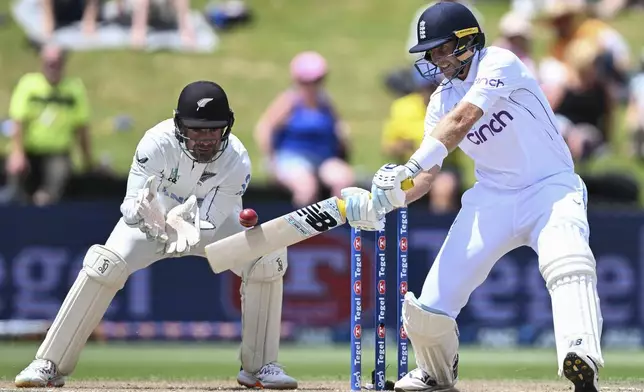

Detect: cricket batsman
[342,2,602,391]
[15,80,298,390]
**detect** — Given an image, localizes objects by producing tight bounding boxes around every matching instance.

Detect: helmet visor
[181,118,230,129]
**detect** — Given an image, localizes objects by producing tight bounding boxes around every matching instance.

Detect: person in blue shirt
[254,51,355,207]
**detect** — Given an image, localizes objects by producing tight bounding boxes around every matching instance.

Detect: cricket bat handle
[336,178,415,219]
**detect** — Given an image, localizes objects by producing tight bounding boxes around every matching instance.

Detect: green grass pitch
[1,342,643,383]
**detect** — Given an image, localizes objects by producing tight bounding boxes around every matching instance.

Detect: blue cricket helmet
[410,1,485,81]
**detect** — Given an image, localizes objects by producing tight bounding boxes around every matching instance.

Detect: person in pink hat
[255,51,354,207]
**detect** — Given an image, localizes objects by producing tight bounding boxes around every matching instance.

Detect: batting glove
[371,164,411,215]
[341,187,385,231]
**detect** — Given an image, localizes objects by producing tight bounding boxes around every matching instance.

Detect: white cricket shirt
[120,119,251,230]
[425,46,575,190]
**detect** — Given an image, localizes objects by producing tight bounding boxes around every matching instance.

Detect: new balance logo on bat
[296,203,339,232]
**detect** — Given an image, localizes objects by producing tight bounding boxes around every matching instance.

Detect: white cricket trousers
[418,171,591,317]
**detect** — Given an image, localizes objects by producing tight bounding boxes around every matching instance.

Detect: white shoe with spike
[15,359,65,388]
[237,362,298,390]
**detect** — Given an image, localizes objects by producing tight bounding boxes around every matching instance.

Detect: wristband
[404,136,448,178]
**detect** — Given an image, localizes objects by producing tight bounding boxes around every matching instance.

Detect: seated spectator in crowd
[511,0,544,17]
[5,44,93,206]
[594,0,644,19]
[127,0,196,48]
[381,71,465,214]
[550,39,614,162]
[254,51,354,207]
[61,0,196,48]
[493,11,537,77]
[382,72,438,163]
[42,0,103,39]
[628,49,644,159]
[538,0,631,100]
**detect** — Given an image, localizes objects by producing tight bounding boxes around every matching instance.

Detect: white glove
[341,187,385,231]
[371,164,411,215]
[123,176,168,242]
[164,195,202,256]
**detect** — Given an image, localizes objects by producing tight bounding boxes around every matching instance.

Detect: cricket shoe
[237,362,298,389]
[393,368,455,392]
[562,352,600,392]
[15,359,65,388]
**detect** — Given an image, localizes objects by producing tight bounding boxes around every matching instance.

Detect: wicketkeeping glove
[164,195,202,256]
[123,176,168,242]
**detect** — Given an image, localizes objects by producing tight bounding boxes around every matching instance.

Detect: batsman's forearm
[430,101,484,152]
[405,167,438,205]
[431,113,471,152]
[405,104,478,178]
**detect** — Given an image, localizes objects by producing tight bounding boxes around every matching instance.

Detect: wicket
[351,207,409,391]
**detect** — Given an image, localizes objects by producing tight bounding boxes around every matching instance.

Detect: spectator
[91,0,196,48]
[551,39,614,162]
[128,0,196,48]
[5,44,93,206]
[42,0,102,39]
[381,71,465,214]
[254,51,354,207]
[538,0,631,98]
[511,0,545,17]
[628,49,644,159]
[382,72,438,163]
[594,0,644,19]
[494,11,537,77]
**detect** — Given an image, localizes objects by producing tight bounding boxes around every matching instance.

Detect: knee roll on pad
[243,247,288,283]
[239,247,287,372]
[402,292,459,386]
[538,223,595,285]
[83,244,130,289]
[37,245,129,375]
[537,224,604,372]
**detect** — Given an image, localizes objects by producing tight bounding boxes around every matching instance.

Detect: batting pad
[538,223,604,374]
[37,245,129,375]
[402,292,459,386]
[239,248,288,373]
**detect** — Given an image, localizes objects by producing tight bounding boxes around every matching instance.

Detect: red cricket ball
[239,208,259,228]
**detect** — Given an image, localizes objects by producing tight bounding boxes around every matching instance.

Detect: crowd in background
[42,0,196,47]
[3,0,644,213]
[35,0,250,47]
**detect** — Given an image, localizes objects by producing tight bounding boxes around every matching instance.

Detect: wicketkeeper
[15,81,298,390]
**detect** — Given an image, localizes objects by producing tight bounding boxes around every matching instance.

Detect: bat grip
[401,178,414,191]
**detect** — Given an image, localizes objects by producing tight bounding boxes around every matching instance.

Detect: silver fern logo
[196,98,214,111]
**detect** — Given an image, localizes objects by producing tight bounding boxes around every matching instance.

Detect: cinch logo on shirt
[466,110,514,145]
[474,78,505,88]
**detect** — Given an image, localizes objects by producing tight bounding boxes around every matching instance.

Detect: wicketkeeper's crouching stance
[15,81,297,389]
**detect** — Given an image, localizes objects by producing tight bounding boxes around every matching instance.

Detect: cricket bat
[204,179,414,273]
